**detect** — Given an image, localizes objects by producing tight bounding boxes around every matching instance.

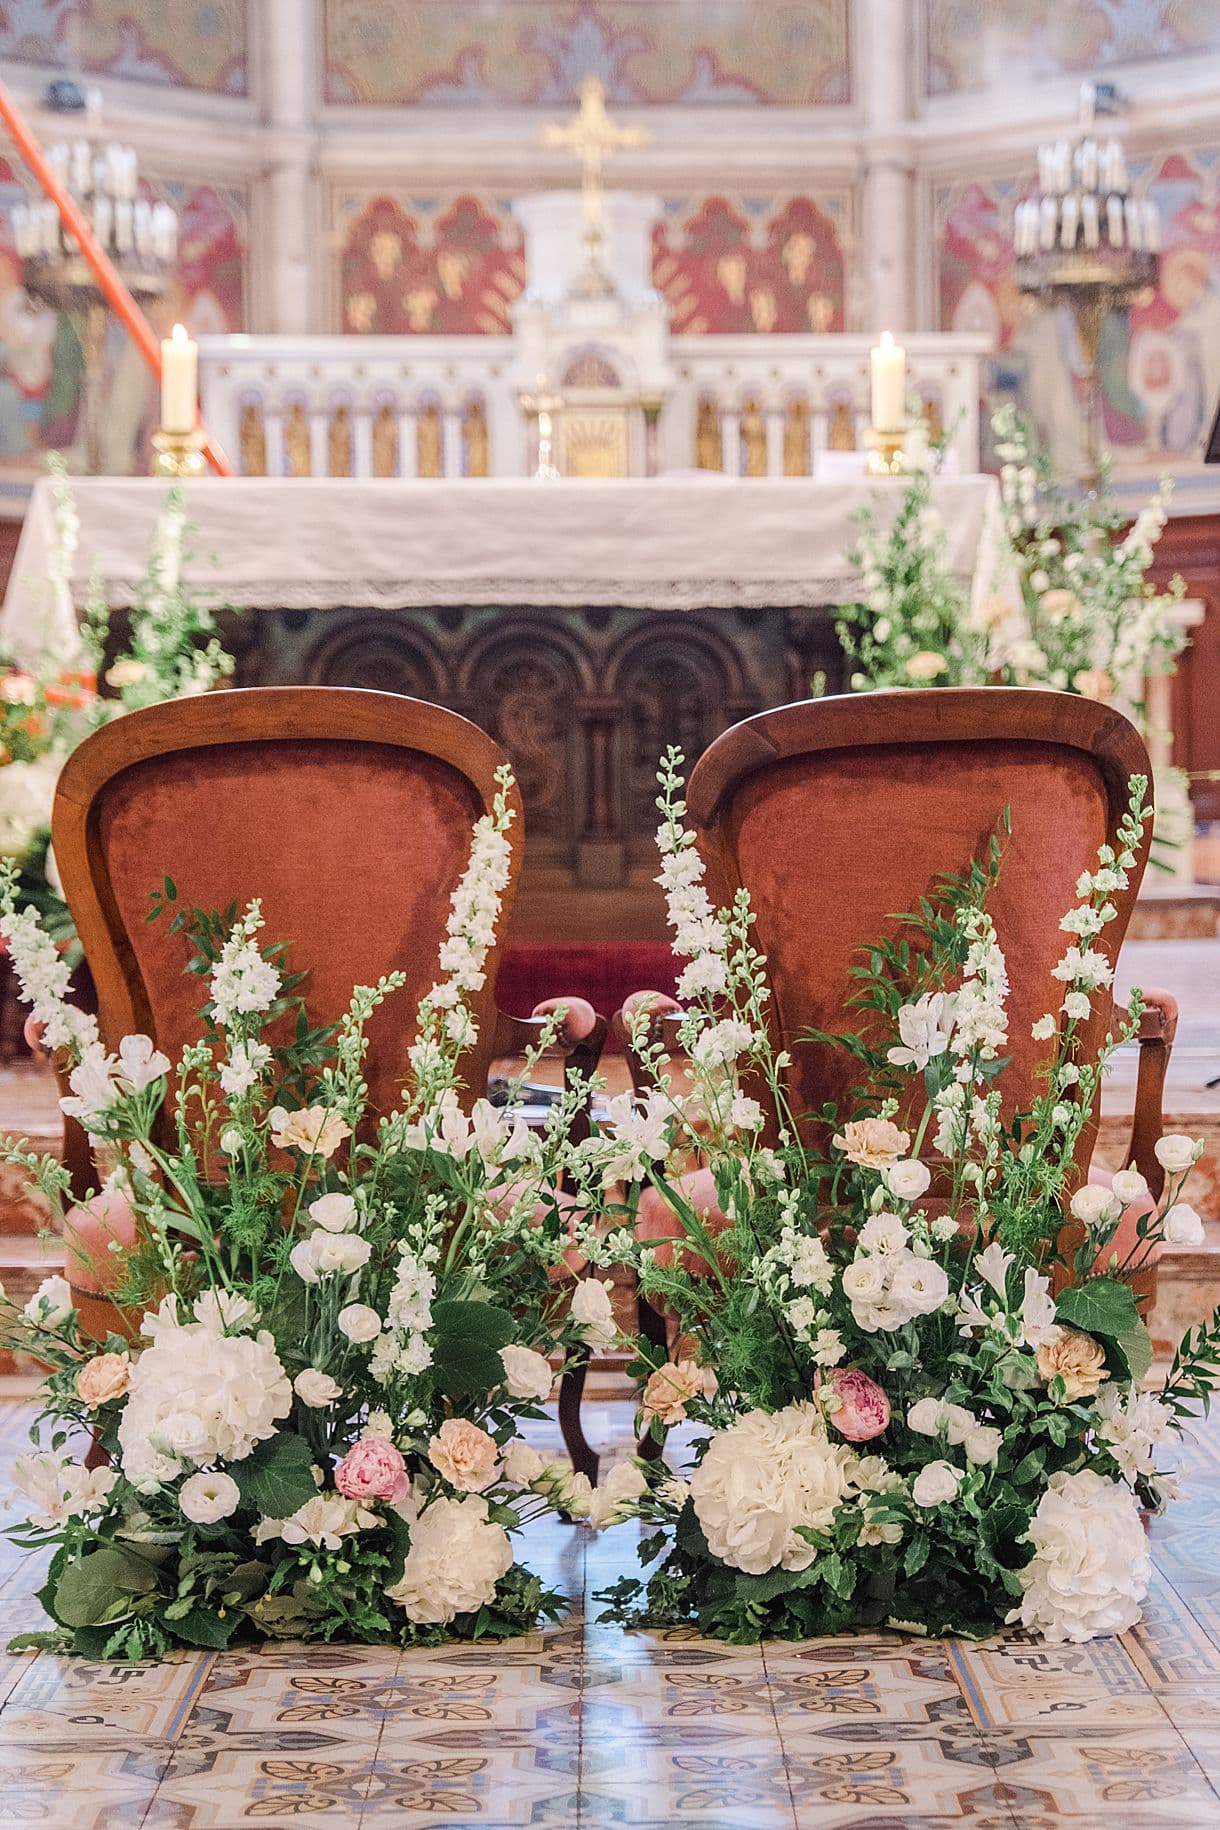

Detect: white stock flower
[1063,992,1091,1021]
[499,1344,554,1403]
[1031,1014,1057,1042]
[1008,1470,1150,1643]
[1070,1184,1122,1228]
[118,1324,291,1481]
[1052,947,1113,990]
[179,1470,241,1524]
[692,1019,756,1069]
[294,1368,342,1408]
[219,1039,272,1098]
[9,1452,116,1528]
[571,1278,617,1349]
[911,1461,963,1508]
[1163,1204,1205,1246]
[1094,1384,1177,1483]
[210,909,282,1025]
[23,1274,74,1331]
[1155,1134,1201,1174]
[598,1089,672,1185]
[0,903,99,1055]
[689,1403,859,1576]
[887,993,954,1071]
[338,1303,383,1344]
[386,1495,513,1624]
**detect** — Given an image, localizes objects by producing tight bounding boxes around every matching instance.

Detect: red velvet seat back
[687,691,1152,1164]
[52,690,521,1123]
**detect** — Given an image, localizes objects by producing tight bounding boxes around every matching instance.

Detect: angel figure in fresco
[462,398,489,477]
[0,250,55,460]
[695,396,722,470]
[417,402,443,478]
[328,403,353,477]
[783,396,810,474]
[239,402,266,476]
[741,397,767,475]
[372,402,398,477]
[285,400,311,477]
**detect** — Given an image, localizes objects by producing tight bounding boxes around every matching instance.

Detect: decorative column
[859,0,915,332]
[575,695,625,888]
[259,0,319,333]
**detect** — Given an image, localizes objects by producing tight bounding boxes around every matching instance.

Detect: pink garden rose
[823,1368,891,1442]
[334,1436,410,1506]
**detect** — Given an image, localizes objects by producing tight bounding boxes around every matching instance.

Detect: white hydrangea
[1008,1469,1150,1643]
[118,1320,291,1486]
[385,1494,513,1623]
[689,1403,860,1575]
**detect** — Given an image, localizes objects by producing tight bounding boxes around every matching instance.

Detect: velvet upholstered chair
[46,686,607,1477]
[618,688,1178,1336]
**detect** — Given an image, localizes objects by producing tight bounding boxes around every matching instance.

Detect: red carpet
[495,943,677,1044]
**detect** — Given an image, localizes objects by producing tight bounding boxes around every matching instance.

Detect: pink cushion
[491,1179,588,1281]
[636,1167,729,1280]
[530,996,597,1045]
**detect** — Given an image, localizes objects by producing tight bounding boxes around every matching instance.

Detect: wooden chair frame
[50,686,607,1477]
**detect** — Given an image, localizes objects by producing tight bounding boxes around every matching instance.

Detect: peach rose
[1073,668,1113,703]
[832,1117,910,1169]
[75,1351,130,1407]
[428,1418,500,1493]
[1040,588,1079,621]
[641,1359,713,1428]
[905,651,947,681]
[1035,1328,1108,1400]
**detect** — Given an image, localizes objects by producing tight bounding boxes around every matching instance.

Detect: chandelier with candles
[1013,81,1159,483]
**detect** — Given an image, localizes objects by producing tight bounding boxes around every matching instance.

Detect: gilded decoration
[935,143,1220,471]
[926,0,1220,95]
[323,0,851,107]
[0,0,247,93]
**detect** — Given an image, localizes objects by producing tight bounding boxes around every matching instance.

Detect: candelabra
[1014,81,1158,487]
[9,113,177,474]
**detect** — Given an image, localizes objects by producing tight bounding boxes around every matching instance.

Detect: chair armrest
[50,1052,96,1204]
[492,999,608,1150]
[1121,987,1179,1203]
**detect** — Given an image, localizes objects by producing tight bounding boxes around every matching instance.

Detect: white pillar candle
[1124,196,1143,250]
[870,330,906,431]
[1039,196,1058,249]
[1107,194,1126,247]
[1060,193,1079,249]
[1080,138,1098,191]
[1082,195,1100,249]
[160,322,197,433]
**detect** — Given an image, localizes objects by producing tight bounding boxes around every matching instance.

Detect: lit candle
[1081,195,1100,249]
[160,322,197,434]
[1143,199,1160,253]
[870,330,906,432]
[1107,194,1125,247]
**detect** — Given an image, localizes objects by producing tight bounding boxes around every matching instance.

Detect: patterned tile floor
[4,1400,1220,1828]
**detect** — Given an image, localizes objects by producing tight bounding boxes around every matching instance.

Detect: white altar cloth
[2,473,1009,667]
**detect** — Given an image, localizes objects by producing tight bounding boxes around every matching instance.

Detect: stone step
[1150,1241,1220,1356]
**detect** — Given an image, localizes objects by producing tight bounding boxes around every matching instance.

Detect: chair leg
[558,1352,599,1487]
[636,1290,670,1461]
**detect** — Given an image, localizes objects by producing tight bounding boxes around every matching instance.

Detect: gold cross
[540,77,650,289]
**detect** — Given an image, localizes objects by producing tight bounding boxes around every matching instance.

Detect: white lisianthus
[930,1216,958,1242]
[179,1470,241,1524]
[1110,1167,1149,1207]
[911,1461,963,1508]
[571,1278,617,1349]
[294,1368,342,1408]
[23,1274,74,1331]
[256,1493,379,1550]
[888,1254,950,1319]
[499,1344,554,1403]
[337,1303,382,1344]
[1162,1203,1205,1246]
[964,1425,1002,1466]
[220,1126,245,1156]
[119,1324,291,1478]
[857,1213,909,1256]
[588,1460,649,1530]
[385,1495,513,1624]
[1155,1134,1202,1174]
[289,1231,372,1284]
[689,1403,859,1576]
[1070,1183,1122,1227]
[1008,1469,1150,1643]
[8,1451,116,1528]
[309,1191,359,1233]
[503,1440,546,1486]
[884,1158,931,1202]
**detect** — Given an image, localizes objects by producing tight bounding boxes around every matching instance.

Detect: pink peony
[823,1368,891,1442]
[334,1436,410,1506]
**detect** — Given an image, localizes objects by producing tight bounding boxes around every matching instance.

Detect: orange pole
[0,79,233,477]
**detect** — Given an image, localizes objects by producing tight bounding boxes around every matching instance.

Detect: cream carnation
[428,1418,500,1492]
[75,1352,130,1408]
[689,1403,859,1576]
[269,1105,352,1158]
[386,1495,513,1624]
[118,1323,291,1482]
[832,1118,910,1168]
[1008,1469,1151,1643]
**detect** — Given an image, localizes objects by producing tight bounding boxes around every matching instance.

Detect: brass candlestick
[152,426,206,479]
[865,427,910,476]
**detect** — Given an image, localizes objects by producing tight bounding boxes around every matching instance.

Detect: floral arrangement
[0,772,613,1658]
[0,459,233,946]
[583,749,1215,1645]
[836,409,1185,710]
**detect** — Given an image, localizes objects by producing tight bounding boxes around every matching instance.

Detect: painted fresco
[936,145,1220,475]
[0,0,248,94]
[0,161,247,475]
[926,0,1220,96]
[323,0,851,106]
[335,190,849,335]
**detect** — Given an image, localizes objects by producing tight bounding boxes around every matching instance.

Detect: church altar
[2,470,1009,940]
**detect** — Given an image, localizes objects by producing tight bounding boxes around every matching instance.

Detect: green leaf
[55,1545,158,1629]
[162,1603,240,1649]
[429,1299,518,1398]
[1113,1321,1154,1386]
[231,1432,318,1521]
[1056,1277,1141,1341]
[430,1300,517,1351]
